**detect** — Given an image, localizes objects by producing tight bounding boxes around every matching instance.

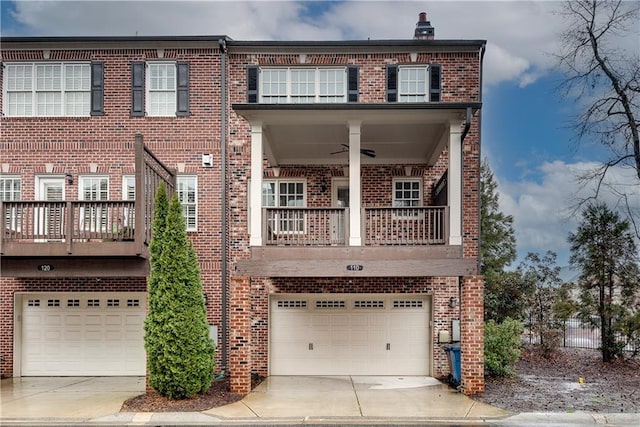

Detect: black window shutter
[176,62,190,116]
[90,62,104,116]
[131,62,145,117]
[386,65,398,102]
[429,64,441,102]
[247,66,259,103]
[347,66,358,102]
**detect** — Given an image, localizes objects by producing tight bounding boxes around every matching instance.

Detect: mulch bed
[120,375,262,412]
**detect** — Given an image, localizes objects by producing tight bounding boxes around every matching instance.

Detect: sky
[1,0,639,269]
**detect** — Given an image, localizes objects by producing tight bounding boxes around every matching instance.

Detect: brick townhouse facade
[0,14,487,395]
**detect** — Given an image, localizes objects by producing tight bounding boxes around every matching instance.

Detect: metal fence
[524,317,637,352]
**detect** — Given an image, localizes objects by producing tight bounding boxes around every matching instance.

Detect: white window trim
[146,62,177,117]
[262,179,307,235]
[259,67,347,104]
[262,178,307,207]
[1,175,22,233]
[79,175,110,233]
[398,65,429,103]
[79,175,109,201]
[0,175,22,201]
[392,177,423,218]
[122,175,135,200]
[177,175,197,232]
[3,62,91,117]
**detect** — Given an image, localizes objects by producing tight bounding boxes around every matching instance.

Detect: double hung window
[177,176,197,231]
[1,176,22,232]
[263,180,306,234]
[393,178,422,218]
[147,63,176,116]
[259,68,347,103]
[79,176,109,233]
[4,63,92,116]
[131,61,189,117]
[386,64,441,103]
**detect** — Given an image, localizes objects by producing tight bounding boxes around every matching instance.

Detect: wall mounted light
[203,293,208,305]
[65,173,74,185]
[448,296,457,308]
[320,177,328,193]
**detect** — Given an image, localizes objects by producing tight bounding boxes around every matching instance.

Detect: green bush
[485,317,524,377]
[144,189,215,399]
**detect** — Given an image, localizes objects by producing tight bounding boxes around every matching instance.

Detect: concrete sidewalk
[2,376,638,425]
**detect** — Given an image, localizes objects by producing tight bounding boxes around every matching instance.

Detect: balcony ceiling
[234,106,471,166]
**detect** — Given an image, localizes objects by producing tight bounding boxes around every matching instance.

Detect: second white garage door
[20,292,146,376]
[270,293,431,376]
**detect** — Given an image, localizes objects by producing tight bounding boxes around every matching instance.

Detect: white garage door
[270,294,430,375]
[20,292,146,376]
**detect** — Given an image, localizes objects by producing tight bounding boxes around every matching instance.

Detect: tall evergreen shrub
[144,187,215,399]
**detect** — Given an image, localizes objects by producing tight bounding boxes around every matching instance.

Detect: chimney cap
[414,12,435,40]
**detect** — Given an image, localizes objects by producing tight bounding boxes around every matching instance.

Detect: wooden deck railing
[364,206,448,245]
[264,207,348,245]
[2,200,136,242]
[0,134,175,258]
[262,206,448,246]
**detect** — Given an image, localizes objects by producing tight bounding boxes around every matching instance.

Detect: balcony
[0,134,175,278]
[263,206,448,246]
[1,200,139,257]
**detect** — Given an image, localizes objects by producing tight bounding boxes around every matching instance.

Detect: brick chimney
[414,12,434,40]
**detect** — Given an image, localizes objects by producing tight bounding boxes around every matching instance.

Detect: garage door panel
[271,294,431,376]
[21,292,146,376]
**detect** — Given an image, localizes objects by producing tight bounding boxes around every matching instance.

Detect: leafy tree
[555,0,640,237]
[480,159,519,321]
[144,190,215,399]
[485,271,530,323]
[568,202,640,362]
[518,251,563,357]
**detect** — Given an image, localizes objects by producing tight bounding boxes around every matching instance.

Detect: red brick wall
[247,276,460,379]
[461,275,484,394]
[0,46,226,377]
[229,275,251,394]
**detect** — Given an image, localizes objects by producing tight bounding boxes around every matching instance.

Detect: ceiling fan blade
[330,149,348,155]
[361,149,376,158]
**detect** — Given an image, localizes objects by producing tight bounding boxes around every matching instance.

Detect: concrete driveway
[1,375,509,424]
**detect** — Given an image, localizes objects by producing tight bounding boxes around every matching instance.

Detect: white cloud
[4,1,571,87]
[497,160,640,266]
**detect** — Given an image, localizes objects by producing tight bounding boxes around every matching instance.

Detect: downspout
[218,38,228,373]
[476,43,486,277]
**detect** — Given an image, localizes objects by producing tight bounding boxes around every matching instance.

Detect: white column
[250,122,263,246]
[448,120,463,246]
[348,121,362,246]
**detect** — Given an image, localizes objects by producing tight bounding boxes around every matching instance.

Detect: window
[4,63,95,116]
[386,64,441,103]
[79,176,109,232]
[122,175,136,229]
[399,67,428,102]
[132,62,189,117]
[258,68,348,103]
[393,179,422,207]
[1,176,21,232]
[177,176,197,231]
[263,180,306,233]
[147,63,176,116]
[0,176,21,201]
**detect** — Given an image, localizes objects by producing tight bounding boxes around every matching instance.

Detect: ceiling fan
[330,144,376,158]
